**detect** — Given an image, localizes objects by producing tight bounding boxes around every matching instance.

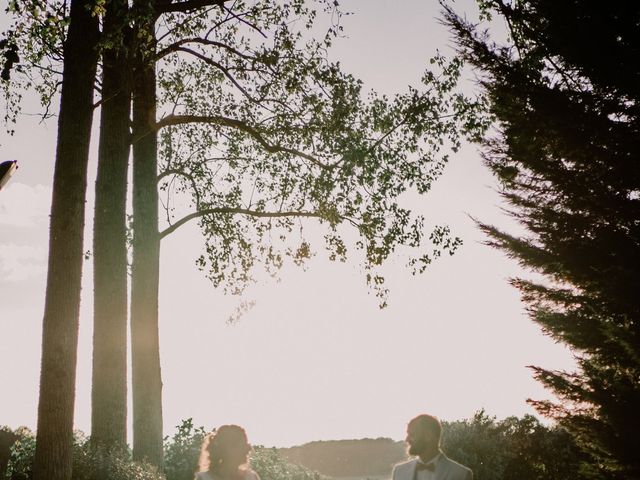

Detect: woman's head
[199,425,252,473]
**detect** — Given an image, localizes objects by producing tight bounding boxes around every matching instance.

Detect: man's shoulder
[440,455,472,476]
[392,458,416,474]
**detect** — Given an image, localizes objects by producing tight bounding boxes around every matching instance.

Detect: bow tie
[416,462,436,472]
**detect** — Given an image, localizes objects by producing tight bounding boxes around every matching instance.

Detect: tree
[91,0,132,451]
[444,412,590,480]
[129,0,163,464]
[3,0,132,456]
[124,0,486,465]
[4,0,486,467]
[443,1,640,478]
[27,0,99,478]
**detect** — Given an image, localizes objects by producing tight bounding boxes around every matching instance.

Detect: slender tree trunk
[91,0,131,451]
[33,3,99,480]
[131,1,163,464]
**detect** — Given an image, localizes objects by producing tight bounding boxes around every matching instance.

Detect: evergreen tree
[443,2,640,478]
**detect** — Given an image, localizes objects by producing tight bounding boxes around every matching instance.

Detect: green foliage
[161,420,322,480]
[257,413,591,480]
[3,427,34,480]
[443,1,640,477]
[163,419,207,480]
[443,411,589,480]
[72,442,165,480]
[153,1,489,305]
[2,427,164,480]
[2,415,592,480]
[250,447,321,480]
[1,0,68,126]
[4,0,490,307]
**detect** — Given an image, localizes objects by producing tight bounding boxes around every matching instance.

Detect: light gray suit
[392,455,473,480]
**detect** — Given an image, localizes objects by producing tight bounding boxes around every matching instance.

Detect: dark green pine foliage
[443,1,640,478]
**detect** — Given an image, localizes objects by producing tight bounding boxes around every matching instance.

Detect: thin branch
[160,207,324,238]
[155,113,337,170]
[172,46,261,105]
[157,0,228,15]
[221,3,267,38]
[156,37,256,61]
[158,168,203,211]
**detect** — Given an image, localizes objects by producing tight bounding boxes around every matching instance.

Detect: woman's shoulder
[195,472,213,480]
[244,469,260,480]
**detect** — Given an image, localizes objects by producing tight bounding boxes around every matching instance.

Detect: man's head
[406,414,442,457]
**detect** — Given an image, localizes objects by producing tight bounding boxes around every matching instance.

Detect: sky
[0,0,575,448]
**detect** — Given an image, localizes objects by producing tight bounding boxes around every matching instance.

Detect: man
[392,414,473,480]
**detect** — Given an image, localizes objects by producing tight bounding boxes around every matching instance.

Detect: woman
[195,425,260,480]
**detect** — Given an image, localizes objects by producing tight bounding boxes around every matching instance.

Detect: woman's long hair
[198,425,251,473]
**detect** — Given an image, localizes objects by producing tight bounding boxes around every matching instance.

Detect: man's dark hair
[409,414,442,445]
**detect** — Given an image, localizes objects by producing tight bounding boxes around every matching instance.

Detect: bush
[442,411,591,480]
[250,447,321,480]
[2,427,164,480]
[162,420,323,480]
[163,419,207,480]
[3,428,35,480]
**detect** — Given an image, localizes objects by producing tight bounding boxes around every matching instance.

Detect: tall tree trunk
[130,1,163,464]
[33,2,99,480]
[91,0,131,451]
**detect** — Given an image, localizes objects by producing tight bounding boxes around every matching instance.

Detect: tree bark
[33,2,100,480]
[91,0,131,451]
[130,1,163,464]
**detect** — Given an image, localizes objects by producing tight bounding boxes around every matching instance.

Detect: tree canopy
[151,0,488,303]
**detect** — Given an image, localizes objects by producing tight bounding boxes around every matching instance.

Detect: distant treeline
[279,412,593,480]
[1,412,594,480]
[279,437,406,478]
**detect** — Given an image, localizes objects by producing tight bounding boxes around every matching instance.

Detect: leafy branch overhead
[153,1,489,302]
[3,0,488,305]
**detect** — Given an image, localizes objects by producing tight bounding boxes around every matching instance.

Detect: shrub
[2,427,163,480]
[162,420,322,480]
[163,419,207,480]
[250,447,321,480]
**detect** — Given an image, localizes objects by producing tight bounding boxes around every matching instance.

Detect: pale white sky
[0,0,574,447]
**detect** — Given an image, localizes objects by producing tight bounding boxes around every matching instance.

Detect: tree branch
[219,4,268,38]
[169,47,268,108]
[155,113,337,170]
[156,0,228,15]
[158,168,202,209]
[160,207,324,238]
[156,38,255,61]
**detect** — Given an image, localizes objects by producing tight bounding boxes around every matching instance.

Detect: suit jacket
[392,455,473,480]
[195,469,260,480]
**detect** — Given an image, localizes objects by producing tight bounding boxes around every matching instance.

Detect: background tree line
[1,412,592,480]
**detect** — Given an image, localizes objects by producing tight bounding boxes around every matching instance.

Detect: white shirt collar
[417,450,443,467]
